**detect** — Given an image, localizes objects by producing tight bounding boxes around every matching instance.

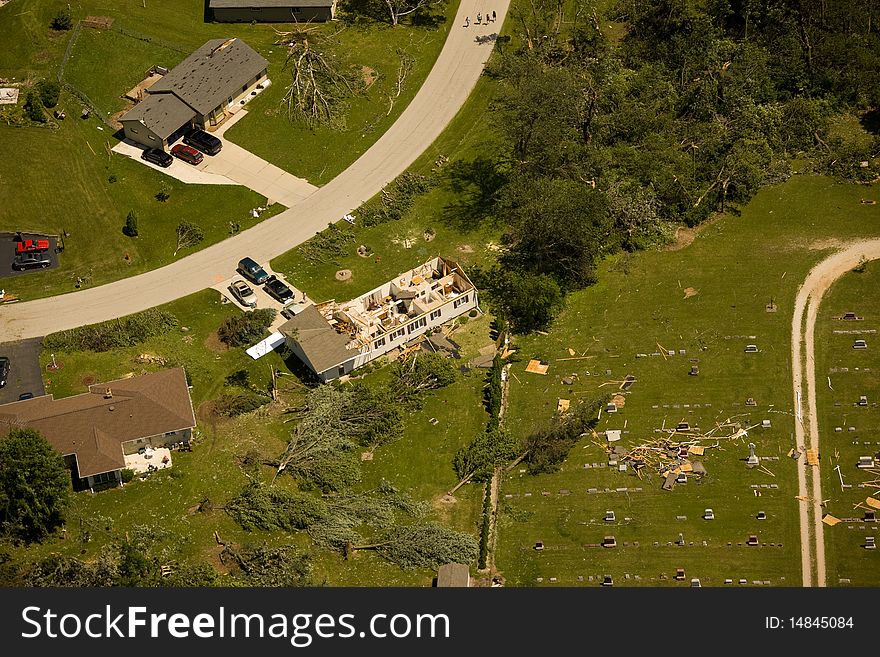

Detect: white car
[229,279,257,308]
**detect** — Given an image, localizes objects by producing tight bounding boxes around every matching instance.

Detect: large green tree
[0,429,70,544]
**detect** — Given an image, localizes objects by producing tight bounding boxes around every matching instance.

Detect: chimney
[104,387,113,399]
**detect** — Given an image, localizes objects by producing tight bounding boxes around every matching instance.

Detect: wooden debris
[866,497,880,510]
[525,359,549,375]
[822,514,842,526]
[806,449,819,466]
[557,399,570,413]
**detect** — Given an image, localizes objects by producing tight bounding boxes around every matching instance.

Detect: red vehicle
[15,239,50,254]
[171,144,204,166]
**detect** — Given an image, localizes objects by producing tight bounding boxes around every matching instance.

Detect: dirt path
[0,1,510,339]
[791,239,880,587]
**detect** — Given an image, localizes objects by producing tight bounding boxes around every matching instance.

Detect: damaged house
[279,257,478,381]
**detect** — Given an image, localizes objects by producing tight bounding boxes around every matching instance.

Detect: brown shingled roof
[0,368,196,478]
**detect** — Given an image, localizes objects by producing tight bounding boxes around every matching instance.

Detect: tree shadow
[861,108,880,135]
[411,7,447,28]
[441,156,507,232]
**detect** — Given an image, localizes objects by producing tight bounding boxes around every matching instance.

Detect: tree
[351,523,478,570]
[155,182,171,202]
[389,353,457,405]
[224,544,313,587]
[225,483,328,532]
[173,221,204,256]
[346,0,448,26]
[50,10,73,31]
[36,79,60,109]
[123,210,139,237]
[23,91,46,123]
[269,422,361,491]
[218,308,276,347]
[522,399,603,474]
[481,268,564,333]
[0,429,69,544]
[450,426,518,494]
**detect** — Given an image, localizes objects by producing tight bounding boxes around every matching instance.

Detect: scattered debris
[525,359,549,375]
[822,514,841,526]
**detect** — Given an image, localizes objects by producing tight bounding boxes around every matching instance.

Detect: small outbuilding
[436,563,470,588]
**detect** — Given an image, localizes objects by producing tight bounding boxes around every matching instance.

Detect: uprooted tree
[389,352,457,406]
[519,397,605,474]
[275,25,360,128]
[449,426,519,495]
[349,522,478,570]
[173,221,204,256]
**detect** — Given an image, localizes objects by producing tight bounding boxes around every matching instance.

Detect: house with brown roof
[119,38,268,150]
[0,368,196,490]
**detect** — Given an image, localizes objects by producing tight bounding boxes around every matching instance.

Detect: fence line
[61,82,115,128]
[57,21,83,82]
[111,23,190,55]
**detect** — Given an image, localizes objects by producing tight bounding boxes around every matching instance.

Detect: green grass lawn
[814,263,880,586]
[495,175,880,587]
[0,108,281,300]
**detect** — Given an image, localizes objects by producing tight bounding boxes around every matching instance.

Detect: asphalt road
[0,1,509,340]
[0,338,46,404]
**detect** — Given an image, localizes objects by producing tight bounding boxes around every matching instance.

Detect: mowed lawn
[814,263,880,586]
[0,112,280,301]
[495,175,880,587]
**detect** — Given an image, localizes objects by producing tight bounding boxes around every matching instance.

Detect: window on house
[453,294,470,309]
[430,309,442,321]
[92,471,116,485]
[407,317,427,334]
[374,337,386,349]
[391,329,405,340]
[338,366,346,377]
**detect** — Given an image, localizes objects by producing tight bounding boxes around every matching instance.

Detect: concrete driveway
[211,267,311,332]
[0,338,45,404]
[1,0,510,340]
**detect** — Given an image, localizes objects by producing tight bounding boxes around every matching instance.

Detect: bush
[477,483,491,569]
[43,309,179,352]
[123,211,138,237]
[23,92,46,123]
[120,469,135,484]
[36,80,60,109]
[217,308,276,347]
[213,391,271,417]
[50,11,73,31]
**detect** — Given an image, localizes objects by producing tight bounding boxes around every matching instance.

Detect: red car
[171,144,203,165]
[15,239,50,254]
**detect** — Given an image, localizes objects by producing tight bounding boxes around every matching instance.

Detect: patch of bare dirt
[807,238,844,251]
[683,287,698,299]
[204,544,231,575]
[204,330,228,353]
[665,216,722,251]
[81,374,96,386]
[457,244,474,254]
[361,66,377,90]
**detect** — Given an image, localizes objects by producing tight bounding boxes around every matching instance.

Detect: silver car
[229,279,257,308]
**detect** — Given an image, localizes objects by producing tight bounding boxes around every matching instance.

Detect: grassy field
[814,263,880,586]
[495,175,880,587]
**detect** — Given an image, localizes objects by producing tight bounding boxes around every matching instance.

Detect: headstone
[747,442,760,466]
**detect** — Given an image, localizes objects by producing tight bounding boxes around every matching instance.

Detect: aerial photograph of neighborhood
[0,0,878,591]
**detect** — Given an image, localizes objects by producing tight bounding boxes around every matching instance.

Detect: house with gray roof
[0,368,196,491]
[278,257,479,382]
[209,0,337,23]
[119,38,268,150]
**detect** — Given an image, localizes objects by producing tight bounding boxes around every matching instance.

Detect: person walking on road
[465,16,470,27]
[477,12,482,24]
[492,10,496,22]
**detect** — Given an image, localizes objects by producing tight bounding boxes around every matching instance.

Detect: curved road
[791,239,880,587]
[0,2,508,340]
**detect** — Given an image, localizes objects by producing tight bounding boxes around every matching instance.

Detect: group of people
[464,10,496,27]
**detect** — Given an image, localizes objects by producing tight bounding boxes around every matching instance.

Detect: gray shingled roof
[436,563,470,587]
[0,368,196,478]
[210,0,335,7]
[119,92,196,139]
[148,38,268,116]
[278,305,353,374]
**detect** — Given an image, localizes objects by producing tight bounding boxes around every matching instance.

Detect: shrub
[23,92,46,123]
[477,483,491,569]
[43,309,179,352]
[123,211,138,237]
[217,308,276,347]
[36,79,60,108]
[50,11,73,31]
[213,391,271,417]
[120,469,135,484]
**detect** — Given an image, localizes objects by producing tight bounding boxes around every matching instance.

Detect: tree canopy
[0,429,69,544]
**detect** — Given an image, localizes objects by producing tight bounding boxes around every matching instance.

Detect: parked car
[171,144,204,166]
[15,238,50,254]
[12,252,51,270]
[141,147,173,168]
[183,128,222,156]
[0,357,8,388]
[229,279,257,308]
[265,275,294,303]
[237,257,269,285]
[18,392,34,400]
